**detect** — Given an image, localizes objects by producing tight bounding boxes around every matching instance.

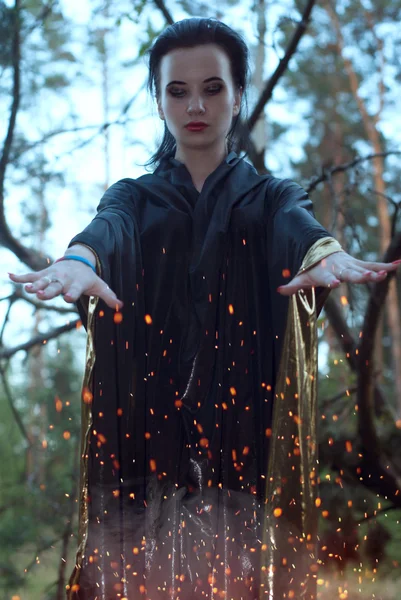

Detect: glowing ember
[55,396,63,412]
[82,386,93,404]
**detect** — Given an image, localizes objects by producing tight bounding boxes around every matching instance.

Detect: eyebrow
[166,76,224,87]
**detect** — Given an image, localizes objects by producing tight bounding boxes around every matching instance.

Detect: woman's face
[157,44,242,156]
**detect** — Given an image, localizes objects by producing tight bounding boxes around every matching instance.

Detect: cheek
[163,98,182,121]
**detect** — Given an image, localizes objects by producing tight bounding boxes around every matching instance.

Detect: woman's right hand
[8,260,124,310]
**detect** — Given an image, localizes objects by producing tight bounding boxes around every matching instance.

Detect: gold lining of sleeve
[69,243,102,322]
[259,238,343,598]
[66,250,101,598]
[297,236,344,275]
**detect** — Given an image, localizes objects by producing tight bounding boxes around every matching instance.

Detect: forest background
[1,0,401,598]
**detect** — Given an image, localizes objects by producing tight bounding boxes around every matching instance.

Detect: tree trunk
[327,3,401,416]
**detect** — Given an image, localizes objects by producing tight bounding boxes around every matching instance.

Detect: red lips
[185,121,209,131]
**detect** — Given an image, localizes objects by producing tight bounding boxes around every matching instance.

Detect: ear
[233,86,243,117]
[157,99,165,120]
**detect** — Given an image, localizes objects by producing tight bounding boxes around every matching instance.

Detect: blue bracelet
[55,255,96,273]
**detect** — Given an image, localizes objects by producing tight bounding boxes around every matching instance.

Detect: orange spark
[82,387,93,405]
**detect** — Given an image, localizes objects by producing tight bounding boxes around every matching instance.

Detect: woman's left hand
[277,251,401,296]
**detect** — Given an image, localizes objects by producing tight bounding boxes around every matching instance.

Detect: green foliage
[138,18,165,58]
[0,340,82,594]
[43,73,70,88]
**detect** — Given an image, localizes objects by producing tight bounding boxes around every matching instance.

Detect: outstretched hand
[277,251,401,296]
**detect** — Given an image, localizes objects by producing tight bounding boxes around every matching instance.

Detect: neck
[174,144,228,193]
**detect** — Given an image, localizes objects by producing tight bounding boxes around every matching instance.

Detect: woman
[9,18,398,600]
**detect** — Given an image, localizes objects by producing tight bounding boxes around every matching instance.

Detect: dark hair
[144,17,251,169]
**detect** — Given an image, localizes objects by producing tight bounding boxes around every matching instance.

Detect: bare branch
[357,504,399,525]
[0,319,82,360]
[246,0,317,133]
[0,0,51,272]
[321,385,357,408]
[306,151,401,194]
[367,187,401,238]
[0,294,16,347]
[0,362,32,446]
[2,287,79,315]
[153,0,174,25]
[56,446,79,600]
[0,0,21,239]
[357,231,401,438]
[23,537,61,574]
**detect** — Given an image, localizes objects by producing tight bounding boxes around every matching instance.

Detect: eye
[206,85,223,94]
[169,88,185,97]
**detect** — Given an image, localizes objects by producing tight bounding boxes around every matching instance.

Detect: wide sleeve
[67,179,137,283]
[262,178,343,598]
[67,178,138,329]
[265,177,342,362]
[268,178,335,281]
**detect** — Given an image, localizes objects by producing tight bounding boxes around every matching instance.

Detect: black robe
[66,152,336,600]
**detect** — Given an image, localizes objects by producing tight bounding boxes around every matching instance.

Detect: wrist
[64,243,96,269]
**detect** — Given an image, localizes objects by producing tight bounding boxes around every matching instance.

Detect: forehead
[159,44,232,83]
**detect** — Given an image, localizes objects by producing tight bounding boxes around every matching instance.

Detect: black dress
[66,152,336,599]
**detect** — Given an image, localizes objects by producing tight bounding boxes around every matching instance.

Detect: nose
[187,94,205,115]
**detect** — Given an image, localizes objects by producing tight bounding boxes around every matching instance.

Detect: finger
[8,272,42,285]
[24,276,56,294]
[353,259,401,272]
[65,284,124,310]
[36,281,65,300]
[277,272,340,296]
[338,266,371,282]
[342,268,387,284]
[101,287,124,309]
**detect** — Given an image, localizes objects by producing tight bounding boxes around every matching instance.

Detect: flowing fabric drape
[65,153,342,600]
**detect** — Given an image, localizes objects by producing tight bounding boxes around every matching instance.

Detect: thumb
[277,272,341,296]
[277,274,307,296]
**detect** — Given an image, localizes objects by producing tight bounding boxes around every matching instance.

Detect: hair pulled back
[145,17,250,169]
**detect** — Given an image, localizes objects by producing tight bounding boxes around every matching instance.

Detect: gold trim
[71,243,102,322]
[66,251,101,598]
[260,238,342,598]
[297,236,344,275]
